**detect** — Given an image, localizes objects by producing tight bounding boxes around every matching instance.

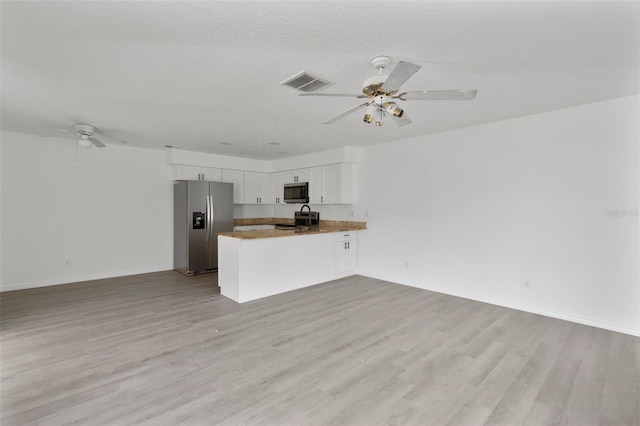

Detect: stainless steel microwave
[284,182,309,203]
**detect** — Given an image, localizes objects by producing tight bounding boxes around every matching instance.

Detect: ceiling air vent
[280,70,334,93]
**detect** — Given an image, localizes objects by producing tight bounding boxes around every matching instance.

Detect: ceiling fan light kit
[363,104,376,124]
[299,55,478,127]
[69,124,107,148]
[76,135,94,149]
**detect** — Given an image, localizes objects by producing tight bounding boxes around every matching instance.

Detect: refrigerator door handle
[205,195,211,242]
[209,195,215,242]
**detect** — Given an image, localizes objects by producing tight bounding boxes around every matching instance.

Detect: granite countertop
[219,218,366,240]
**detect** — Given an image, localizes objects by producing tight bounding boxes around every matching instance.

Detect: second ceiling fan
[301,56,478,126]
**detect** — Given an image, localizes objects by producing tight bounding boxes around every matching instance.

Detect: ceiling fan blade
[381,61,422,93]
[89,137,106,148]
[323,102,371,124]
[96,135,128,144]
[389,111,412,127]
[397,89,478,101]
[300,93,364,98]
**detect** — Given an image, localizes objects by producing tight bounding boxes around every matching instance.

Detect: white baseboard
[0,266,172,292]
[359,271,640,338]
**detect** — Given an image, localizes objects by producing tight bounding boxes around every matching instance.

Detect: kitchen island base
[219,233,335,303]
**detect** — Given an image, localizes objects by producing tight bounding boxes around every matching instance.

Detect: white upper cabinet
[174,163,353,205]
[173,165,222,182]
[308,163,353,204]
[271,171,288,204]
[244,172,271,204]
[308,167,323,204]
[323,163,353,204]
[221,169,244,204]
[286,169,309,184]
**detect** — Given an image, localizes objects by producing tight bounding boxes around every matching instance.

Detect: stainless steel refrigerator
[174,180,233,275]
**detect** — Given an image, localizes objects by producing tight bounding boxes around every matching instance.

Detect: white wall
[0,131,174,291]
[355,95,639,336]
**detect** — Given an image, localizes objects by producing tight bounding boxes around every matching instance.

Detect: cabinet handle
[321,196,324,203]
[348,242,350,249]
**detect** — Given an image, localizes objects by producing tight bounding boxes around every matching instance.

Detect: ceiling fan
[56,123,126,148]
[300,56,478,126]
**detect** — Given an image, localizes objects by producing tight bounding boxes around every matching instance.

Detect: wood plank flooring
[1,272,638,425]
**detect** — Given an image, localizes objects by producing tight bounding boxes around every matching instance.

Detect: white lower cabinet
[334,231,357,277]
[219,233,335,303]
[219,231,361,303]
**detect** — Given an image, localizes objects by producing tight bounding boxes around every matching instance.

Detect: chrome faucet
[299,204,312,227]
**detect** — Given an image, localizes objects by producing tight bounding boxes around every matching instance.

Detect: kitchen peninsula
[218,219,365,303]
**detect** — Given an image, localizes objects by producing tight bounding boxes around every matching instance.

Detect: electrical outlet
[524,280,531,288]
[65,259,70,266]
[404,261,409,268]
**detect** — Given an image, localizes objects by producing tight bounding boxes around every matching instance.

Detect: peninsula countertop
[218,218,366,240]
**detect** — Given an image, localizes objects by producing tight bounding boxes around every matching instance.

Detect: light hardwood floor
[1,272,638,425]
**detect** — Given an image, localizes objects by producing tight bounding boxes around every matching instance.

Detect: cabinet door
[173,165,222,182]
[244,172,260,204]
[344,239,357,273]
[321,164,342,204]
[287,168,309,183]
[174,165,202,181]
[308,167,323,204]
[200,167,222,182]
[271,172,287,204]
[323,163,353,204]
[334,241,347,276]
[334,232,357,277]
[261,173,273,204]
[334,239,357,276]
[222,169,244,204]
[244,171,269,204]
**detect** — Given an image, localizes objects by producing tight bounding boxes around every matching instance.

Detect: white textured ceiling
[2,1,638,160]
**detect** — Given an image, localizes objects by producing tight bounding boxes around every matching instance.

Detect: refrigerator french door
[174,180,233,275]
